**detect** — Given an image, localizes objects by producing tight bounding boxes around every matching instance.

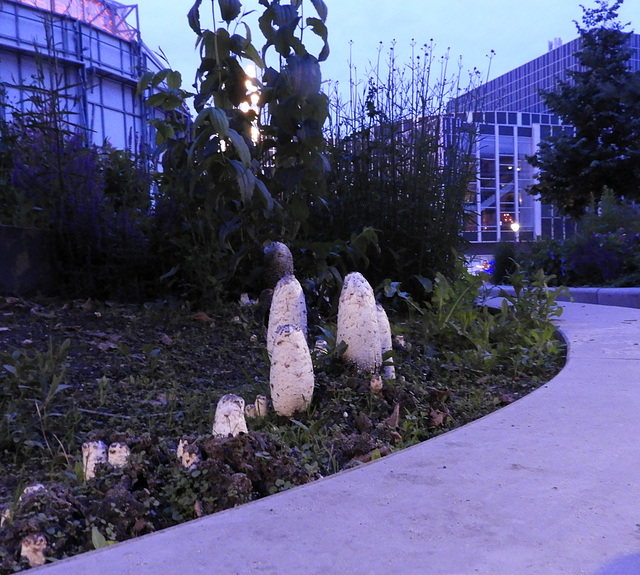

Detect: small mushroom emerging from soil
[267,275,308,358]
[20,533,47,567]
[255,395,268,417]
[337,272,382,373]
[245,395,269,419]
[82,441,108,480]
[370,374,384,394]
[212,394,249,437]
[376,303,395,380]
[263,241,294,289]
[108,442,131,468]
[270,324,314,417]
[177,439,201,469]
[20,484,46,499]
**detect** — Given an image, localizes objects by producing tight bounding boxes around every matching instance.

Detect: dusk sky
[132,0,637,96]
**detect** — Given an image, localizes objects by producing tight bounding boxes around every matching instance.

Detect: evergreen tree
[528,0,640,218]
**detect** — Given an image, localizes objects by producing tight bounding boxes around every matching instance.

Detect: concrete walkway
[35,301,640,575]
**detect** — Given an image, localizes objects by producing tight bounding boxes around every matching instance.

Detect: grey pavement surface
[492,285,640,309]
[34,301,640,575]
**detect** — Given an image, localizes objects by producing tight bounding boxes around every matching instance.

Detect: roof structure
[12,0,139,41]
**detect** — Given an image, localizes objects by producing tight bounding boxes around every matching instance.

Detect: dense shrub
[514,194,640,287]
[323,43,481,288]
[1,122,158,299]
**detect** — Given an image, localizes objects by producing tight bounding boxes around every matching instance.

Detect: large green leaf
[310,0,328,22]
[306,18,329,62]
[218,0,241,24]
[209,108,230,138]
[228,129,251,167]
[136,71,155,97]
[228,159,255,204]
[187,0,203,35]
[166,70,182,90]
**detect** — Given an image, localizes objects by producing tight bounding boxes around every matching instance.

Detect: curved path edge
[35,301,640,575]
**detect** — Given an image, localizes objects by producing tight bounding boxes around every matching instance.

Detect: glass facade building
[0,0,164,149]
[456,33,640,245]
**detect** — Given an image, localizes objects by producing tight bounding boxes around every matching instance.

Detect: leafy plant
[388,259,569,378]
[1,339,72,452]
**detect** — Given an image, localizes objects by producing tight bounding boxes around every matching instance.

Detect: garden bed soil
[0,295,560,572]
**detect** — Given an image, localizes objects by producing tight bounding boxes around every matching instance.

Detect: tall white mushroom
[82,441,108,480]
[212,394,248,437]
[267,275,307,358]
[337,272,381,373]
[270,324,314,417]
[263,241,294,289]
[376,303,395,380]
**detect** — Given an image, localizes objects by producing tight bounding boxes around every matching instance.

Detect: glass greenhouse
[0,0,163,149]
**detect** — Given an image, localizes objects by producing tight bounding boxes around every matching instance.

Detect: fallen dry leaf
[429,409,446,427]
[29,308,55,319]
[384,403,401,428]
[192,311,211,322]
[500,394,515,405]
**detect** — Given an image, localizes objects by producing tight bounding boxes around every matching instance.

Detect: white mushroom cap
[264,241,294,288]
[376,303,395,380]
[108,442,131,468]
[337,272,382,373]
[82,441,108,480]
[20,484,46,499]
[245,394,268,418]
[270,324,314,417]
[212,394,249,437]
[267,275,307,357]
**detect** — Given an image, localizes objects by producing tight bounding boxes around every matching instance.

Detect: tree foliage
[528,0,640,218]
